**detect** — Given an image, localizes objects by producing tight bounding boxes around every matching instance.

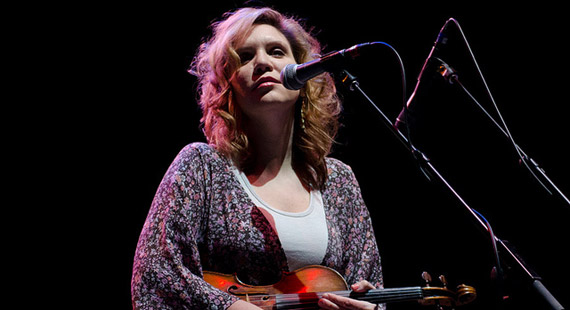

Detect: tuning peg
[421,271,432,287]
[438,275,448,288]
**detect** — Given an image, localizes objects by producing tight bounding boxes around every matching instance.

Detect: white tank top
[232,167,329,271]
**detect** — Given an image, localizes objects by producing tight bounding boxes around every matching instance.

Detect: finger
[351,280,376,292]
[318,296,340,310]
[321,293,376,310]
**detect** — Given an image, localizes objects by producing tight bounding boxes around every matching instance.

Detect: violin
[204,265,476,309]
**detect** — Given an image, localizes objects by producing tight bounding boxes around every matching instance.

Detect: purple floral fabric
[131,143,383,309]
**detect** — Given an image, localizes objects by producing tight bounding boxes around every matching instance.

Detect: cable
[340,41,407,134]
[400,20,453,181]
[445,18,553,194]
[369,41,407,111]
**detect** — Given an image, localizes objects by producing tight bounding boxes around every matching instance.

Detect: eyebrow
[237,39,291,52]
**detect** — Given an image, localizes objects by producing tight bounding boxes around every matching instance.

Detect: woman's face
[230,24,300,120]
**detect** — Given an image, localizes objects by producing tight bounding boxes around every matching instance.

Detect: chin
[258,97,297,110]
[258,88,298,105]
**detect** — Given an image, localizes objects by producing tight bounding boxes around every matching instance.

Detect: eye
[238,51,254,64]
[270,47,286,57]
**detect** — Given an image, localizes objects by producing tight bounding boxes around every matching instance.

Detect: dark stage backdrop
[83,1,569,309]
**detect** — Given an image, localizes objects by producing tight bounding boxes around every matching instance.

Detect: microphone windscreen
[280,64,303,90]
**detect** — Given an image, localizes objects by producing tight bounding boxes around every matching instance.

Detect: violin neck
[273,287,424,308]
[342,286,424,304]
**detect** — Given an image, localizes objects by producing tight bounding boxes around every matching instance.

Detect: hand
[227,300,263,310]
[318,280,378,310]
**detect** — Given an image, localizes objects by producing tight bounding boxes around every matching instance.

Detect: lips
[253,76,281,90]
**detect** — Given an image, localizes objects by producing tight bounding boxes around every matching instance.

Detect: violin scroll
[419,271,477,308]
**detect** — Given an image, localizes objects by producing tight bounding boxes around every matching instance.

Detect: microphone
[280,42,374,90]
[394,20,451,130]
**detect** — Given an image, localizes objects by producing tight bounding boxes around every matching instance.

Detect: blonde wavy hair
[190,7,341,190]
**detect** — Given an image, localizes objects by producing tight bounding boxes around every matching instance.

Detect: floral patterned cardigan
[131,143,384,309]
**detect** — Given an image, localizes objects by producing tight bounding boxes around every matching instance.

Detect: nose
[253,51,273,75]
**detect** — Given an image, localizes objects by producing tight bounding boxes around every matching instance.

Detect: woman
[131,7,384,310]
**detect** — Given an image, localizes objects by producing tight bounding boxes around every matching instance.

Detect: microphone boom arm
[441,63,569,205]
[340,68,565,310]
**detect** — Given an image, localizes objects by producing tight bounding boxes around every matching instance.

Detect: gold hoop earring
[300,99,306,130]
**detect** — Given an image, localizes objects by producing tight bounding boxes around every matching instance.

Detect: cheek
[230,70,249,98]
[230,73,249,104]
[230,71,257,114]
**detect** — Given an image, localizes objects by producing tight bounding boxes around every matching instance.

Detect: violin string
[272,294,424,308]
[246,288,423,301]
[245,287,425,307]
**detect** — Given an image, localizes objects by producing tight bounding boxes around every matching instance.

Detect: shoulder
[325,157,357,182]
[324,157,364,194]
[177,142,222,160]
[172,142,228,168]
[162,142,231,183]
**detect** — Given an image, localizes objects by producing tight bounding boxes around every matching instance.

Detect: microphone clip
[339,70,359,91]
[435,57,458,84]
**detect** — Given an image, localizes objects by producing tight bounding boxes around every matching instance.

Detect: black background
[54,1,569,308]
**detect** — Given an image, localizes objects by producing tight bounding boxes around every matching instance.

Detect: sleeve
[131,144,240,310]
[336,162,386,310]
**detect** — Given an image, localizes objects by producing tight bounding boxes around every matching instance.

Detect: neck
[242,109,295,185]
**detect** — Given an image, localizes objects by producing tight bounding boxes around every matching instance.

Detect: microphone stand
[339,70,565,310]
[434,58,569,206]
